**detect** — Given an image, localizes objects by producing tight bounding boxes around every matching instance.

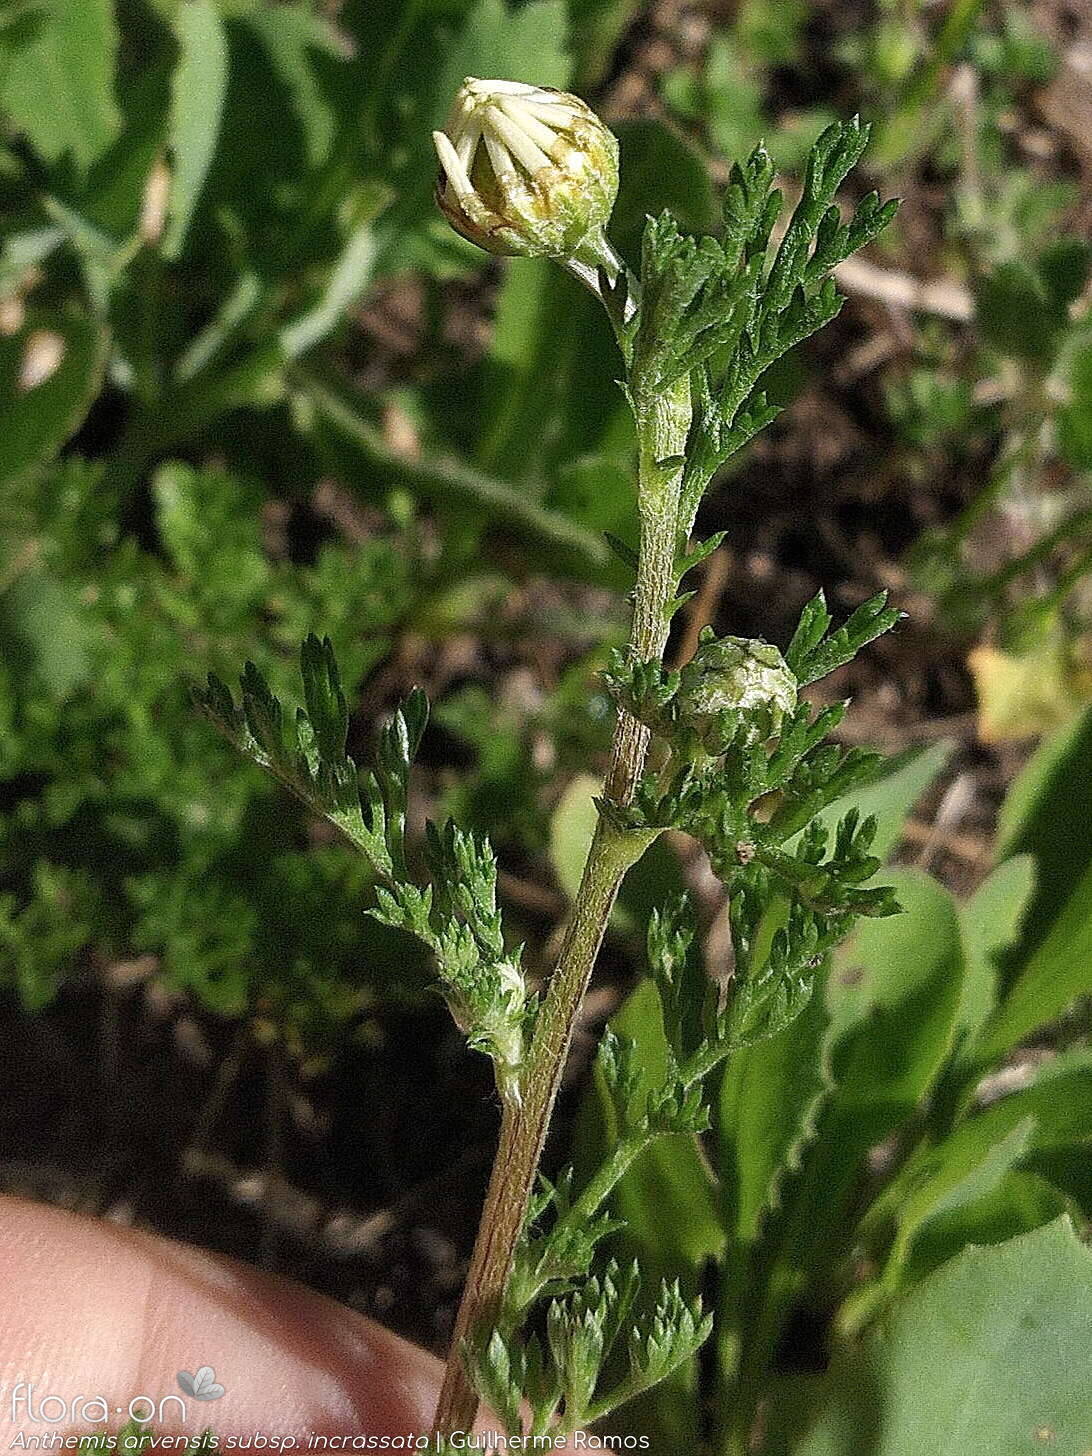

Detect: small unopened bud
[432,77,619,271]
[678,636,798,733]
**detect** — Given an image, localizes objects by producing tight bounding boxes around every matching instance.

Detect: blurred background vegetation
[2,0,1092,1448]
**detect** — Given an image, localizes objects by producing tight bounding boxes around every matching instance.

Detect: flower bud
[432,78,619,267]
[678,636,798,733]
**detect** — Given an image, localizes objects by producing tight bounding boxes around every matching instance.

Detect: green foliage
[0,0,121,171]
[197,643,533,1101]
[0,0,778,1063]
[661,16,829,173]
[0,0,635,570]
[769,1220,1092,1455]
[0,458,418,1055]
[450,116,904,1442]
[717,987,828,1249]
[2,5,1091,1452]
[164,0,230,259]
[601,599,904,1091]
[972,847,1092,1066]
[198,109,899,1442]
[872,4,1092,724]
[615,119,896,535]
[0,311,108,485]
[0,861,94,1012]
[815,739,954,861]
[588,706,1092,1451]
[974,247,1090,365]
[1,0,692,1057]
[471,1258,710,1438]
[785,590,904,688]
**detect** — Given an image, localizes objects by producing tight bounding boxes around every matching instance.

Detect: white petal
[483,128,518,183]
[497,96,560,151]
[520,96,581,125]
[487,106,552,174]
[466,77,539,97]
[455,119,481,171]
[433,130,473,199]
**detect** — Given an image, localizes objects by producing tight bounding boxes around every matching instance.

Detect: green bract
[432,78,619,267]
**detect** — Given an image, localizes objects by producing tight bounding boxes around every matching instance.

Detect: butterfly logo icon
[176,1366,226,1401]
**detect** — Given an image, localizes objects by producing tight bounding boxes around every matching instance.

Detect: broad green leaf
[995,706,1092,955]
[879,1119,1036,1288]
[79,59,174,242]
[549,453,637,555]
[436,0,569,95]
[1058,339,1092,471]
[1028,1149,1092,1221]
[0,310,108,486]
[784,1220,1092,1456]
[583,986,723,1269]
[974,861,1092,1063]
[974,260,1064,363]
[616,835,689,930]
[954,853,1035,1048]
[757,870,965,1310]
[238,5,340,168]
[280,216,381,360]
[903,1170,1067,1277]
[549,772,600,901]
[736,0,809,63]
[163,0,229,259]
[0,0,120,170]
[471,259,628,500]
[717,984,829,1245]
[845,1160,1071,1339]
[712,986,830,1449]
[890,1048,1092,1214]
[974,707,1092,1060]
[573,978,722,1451]
[827,869,965,1132]
[849,1049,1092,1328]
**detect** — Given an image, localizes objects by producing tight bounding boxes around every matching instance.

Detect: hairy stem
[431,374,692,1441]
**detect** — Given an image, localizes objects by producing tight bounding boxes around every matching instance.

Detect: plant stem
[561,1128,651,1233]
[431,374,692,1441]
